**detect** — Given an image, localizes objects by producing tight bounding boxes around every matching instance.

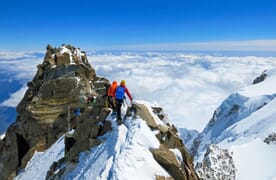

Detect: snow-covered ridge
[64,115,169,180]
[15,101,193,180]
[16,116,170,180]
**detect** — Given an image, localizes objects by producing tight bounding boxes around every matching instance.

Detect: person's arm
[124,87,132,101]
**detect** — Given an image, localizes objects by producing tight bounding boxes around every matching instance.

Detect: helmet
[120,80,126,86]
[112,81,117,85]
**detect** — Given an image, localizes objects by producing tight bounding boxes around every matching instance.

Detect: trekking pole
[123,96,128,107]
[67,106,70,132]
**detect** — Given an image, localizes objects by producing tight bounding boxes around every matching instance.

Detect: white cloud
[0,51,42,108]
[0,85,28,107]
[0,51,43,60]
[0,52,42,81]
[1,51,276,131]
[88,53,276,131]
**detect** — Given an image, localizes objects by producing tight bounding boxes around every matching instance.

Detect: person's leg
[116,99,123,120]
[108,96,112,108]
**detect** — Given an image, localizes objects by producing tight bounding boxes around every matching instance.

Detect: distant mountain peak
[187,69,276,180]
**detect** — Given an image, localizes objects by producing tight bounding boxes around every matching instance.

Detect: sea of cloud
[88,53,276,130]
[1,51,276,131]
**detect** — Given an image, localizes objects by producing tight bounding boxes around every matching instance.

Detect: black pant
[116,99,124,120]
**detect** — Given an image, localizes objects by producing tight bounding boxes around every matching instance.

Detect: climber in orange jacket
[108,81,118,109]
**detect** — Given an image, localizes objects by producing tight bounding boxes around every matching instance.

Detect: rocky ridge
[0,45,199,180]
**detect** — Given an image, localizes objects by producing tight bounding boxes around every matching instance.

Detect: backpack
[74,108,81,116]
[115,86,125,100]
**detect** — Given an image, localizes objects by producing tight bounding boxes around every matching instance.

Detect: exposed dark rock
[98,119,112,136]
[264,132,276,144]
[46,158,66,180]
[196,144,236,180]
[152,106,167,120]
[227,104,240,116]
[253,70,267,84]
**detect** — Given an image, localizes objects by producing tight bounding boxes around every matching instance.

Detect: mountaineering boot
[117,118,122,125]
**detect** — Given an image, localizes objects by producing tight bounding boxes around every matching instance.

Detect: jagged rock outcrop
[196,144,236,180]
[64,107,111,162]
[0,44,109,180]
[135,104,199,180]
[264,132,276,145]
[253,70,267,84]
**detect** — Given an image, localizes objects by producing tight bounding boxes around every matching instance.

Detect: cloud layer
[88,53,276,130]
[0,85,28,107]
[1,51,276,131]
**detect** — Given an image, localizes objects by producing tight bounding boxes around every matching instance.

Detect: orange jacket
[108,81,117,97]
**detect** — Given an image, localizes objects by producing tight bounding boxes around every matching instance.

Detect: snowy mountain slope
[229,138,276,180]
[190,69,276,179]
[15,101,187,180]
[15,136,65,180]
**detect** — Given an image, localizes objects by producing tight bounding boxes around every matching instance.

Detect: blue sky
[1,0,276,51]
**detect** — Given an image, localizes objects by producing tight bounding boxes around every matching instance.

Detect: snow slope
[15,102,171,180]
[15,136,65,180]
[192,69,276,180]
